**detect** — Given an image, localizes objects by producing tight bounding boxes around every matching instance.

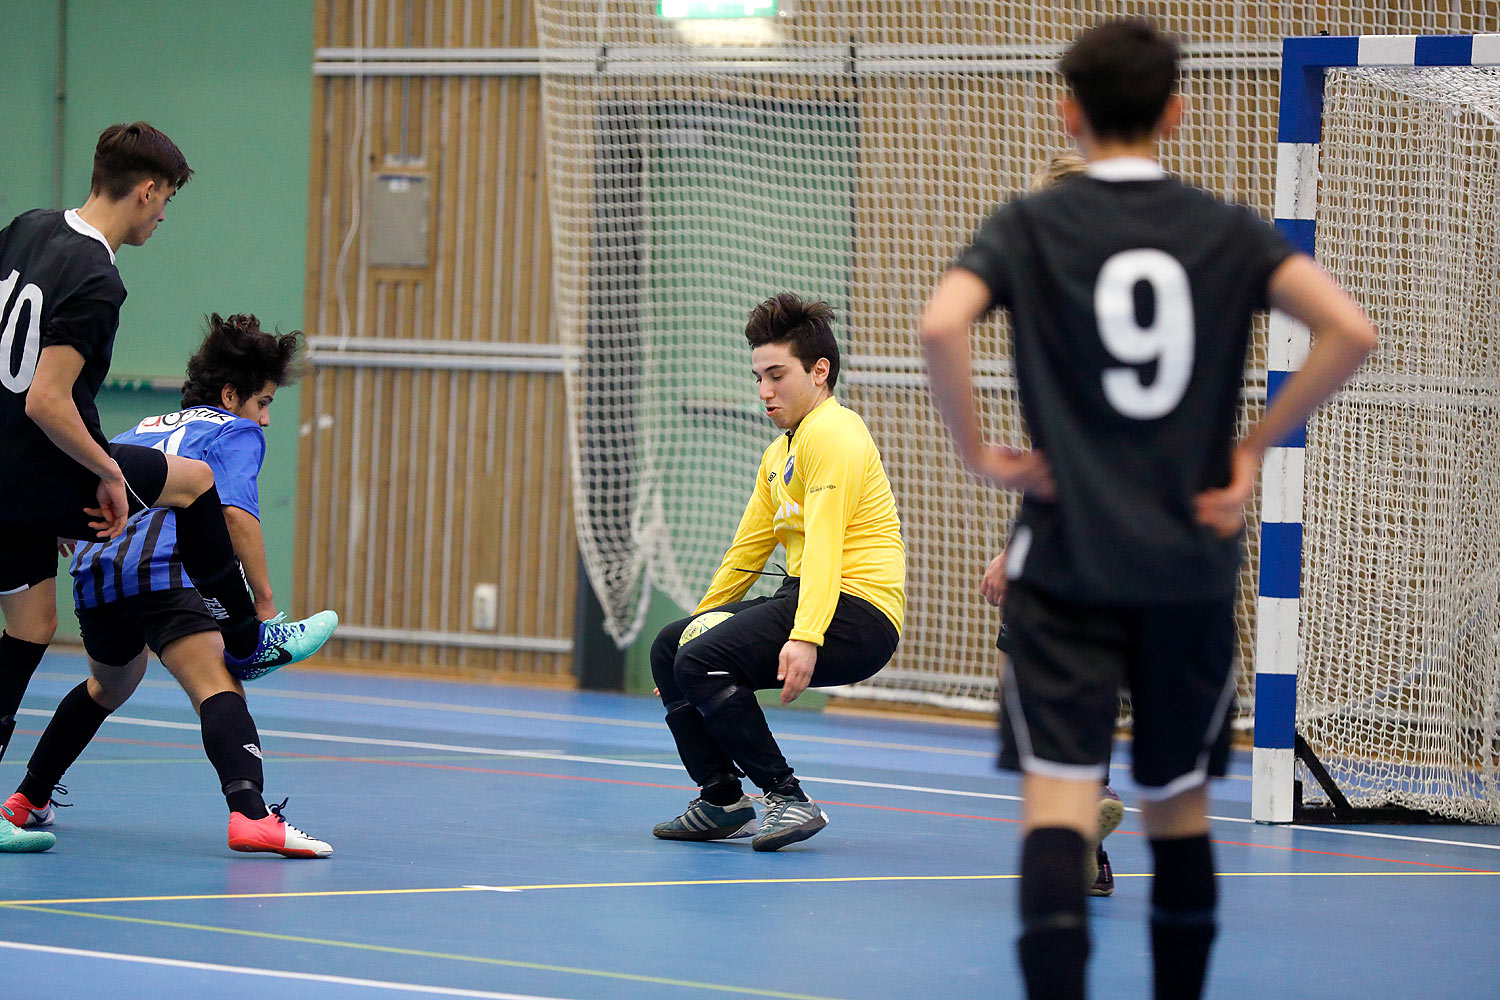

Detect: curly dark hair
[90,122,193,200]
[743,293,839,389]
[180,313,304,409]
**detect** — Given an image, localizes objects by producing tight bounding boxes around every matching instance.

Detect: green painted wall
[1,0,314,636]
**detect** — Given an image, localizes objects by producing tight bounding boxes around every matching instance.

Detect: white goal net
[1297,65,1500,822]
[534,3,1496,714]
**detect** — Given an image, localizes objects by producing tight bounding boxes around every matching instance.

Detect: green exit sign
[658,1,777,18]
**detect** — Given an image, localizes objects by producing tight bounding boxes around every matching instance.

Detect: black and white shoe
[750,791,828,852]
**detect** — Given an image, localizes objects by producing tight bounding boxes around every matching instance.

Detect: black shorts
[0,443,168,593]
[997,580,1237,798]
[75,588,218,667]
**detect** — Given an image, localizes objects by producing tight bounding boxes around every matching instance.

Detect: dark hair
[743,293,840,389]
[181,313,304,409]
[1059,18,1180,142]
[90,122,193,200]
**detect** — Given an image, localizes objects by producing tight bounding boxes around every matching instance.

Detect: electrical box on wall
[472,583,499,631]
[367,173,430,268]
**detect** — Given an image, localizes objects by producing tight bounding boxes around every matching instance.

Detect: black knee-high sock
[1017,827,1090,1000]
[19,682,112,803]
[663,701,743,803]
[1150,835,1218,1000]
[172,487,259,657]
[0,632,48,764]
[199,691,268,819]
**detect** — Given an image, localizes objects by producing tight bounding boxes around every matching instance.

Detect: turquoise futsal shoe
[0,816,55,853]
[225,610,340,681]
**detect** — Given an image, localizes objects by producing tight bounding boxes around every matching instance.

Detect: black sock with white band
[200,691,268,819]
[1017,826,1090,1000]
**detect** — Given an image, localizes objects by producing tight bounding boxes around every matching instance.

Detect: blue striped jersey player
[1,313,338,858]
[73,405,268,608]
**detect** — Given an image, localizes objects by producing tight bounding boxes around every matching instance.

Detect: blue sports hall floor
[1,650,1498,999]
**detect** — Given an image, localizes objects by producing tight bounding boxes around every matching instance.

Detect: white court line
[24,711,1024,801]
[24,710,1500,855]
[32,672,995,757]
[0,940,575,999]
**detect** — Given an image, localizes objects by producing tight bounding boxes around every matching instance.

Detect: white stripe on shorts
[1003,660,1108,783]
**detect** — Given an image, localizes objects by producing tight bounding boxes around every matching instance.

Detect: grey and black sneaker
[1090,848,1115,897]
[750,791,828,852]
[653,795,758,841]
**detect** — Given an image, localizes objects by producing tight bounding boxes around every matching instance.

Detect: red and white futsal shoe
[1,791,55,828]
[227,799,332,858]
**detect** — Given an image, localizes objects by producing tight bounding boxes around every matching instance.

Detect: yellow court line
[4,868,1497,908]
[0,905,844,1000]
[0,875,1013,906]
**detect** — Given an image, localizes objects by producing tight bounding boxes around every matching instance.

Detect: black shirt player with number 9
[921,17,1377,1000]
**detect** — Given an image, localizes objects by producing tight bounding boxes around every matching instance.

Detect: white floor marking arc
[0,940,576,999]
[33,671,997,757]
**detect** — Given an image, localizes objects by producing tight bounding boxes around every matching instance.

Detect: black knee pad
[693,678,752,719]
[673,648,742,711]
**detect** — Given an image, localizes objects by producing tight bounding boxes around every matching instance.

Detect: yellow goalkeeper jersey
[695,396,906,643]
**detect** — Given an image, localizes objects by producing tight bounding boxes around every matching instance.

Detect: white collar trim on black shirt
[64,209,116,264]
[1084,157,1166,182]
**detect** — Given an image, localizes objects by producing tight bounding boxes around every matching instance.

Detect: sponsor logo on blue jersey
[134,406,235,434]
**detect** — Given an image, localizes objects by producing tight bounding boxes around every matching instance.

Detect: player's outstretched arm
[921,270,1055,497]
[1195,254,1376,537]
[223,507,275,620]
[26,345,128,537]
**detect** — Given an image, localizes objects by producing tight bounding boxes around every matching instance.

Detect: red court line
[34,732,1498,873]
[1204,837,1495,874]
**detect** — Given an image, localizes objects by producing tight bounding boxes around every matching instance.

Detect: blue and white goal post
[1252,33,1500,824]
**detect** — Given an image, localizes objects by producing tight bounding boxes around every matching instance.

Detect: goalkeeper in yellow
[650,293,905,852]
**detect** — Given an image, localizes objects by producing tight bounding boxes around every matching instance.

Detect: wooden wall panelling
[301,0,574,683]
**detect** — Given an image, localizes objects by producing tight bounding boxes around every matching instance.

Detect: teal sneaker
[0,816,55,853]
[653,795,758,841]
[225,610,339,681]
[750,791,828,852]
